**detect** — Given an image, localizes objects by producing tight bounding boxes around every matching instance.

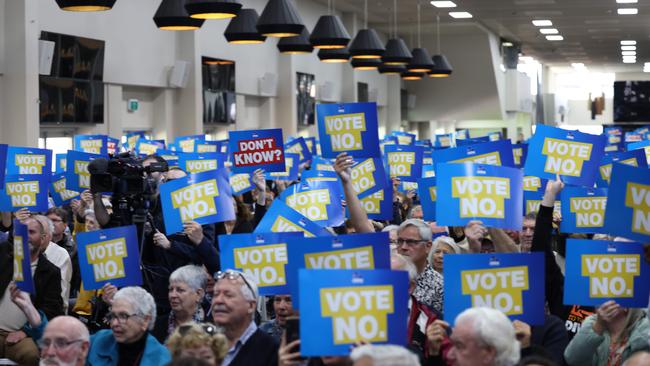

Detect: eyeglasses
[178,323,219,336]
[397,238,428,247]
[106,312,141,324]
[215,270,255,298]
[38,338,84,350]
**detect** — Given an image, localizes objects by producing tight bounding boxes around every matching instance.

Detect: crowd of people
[0,150,649,366]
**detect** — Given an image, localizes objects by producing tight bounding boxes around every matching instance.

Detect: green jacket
[564,314,650,366]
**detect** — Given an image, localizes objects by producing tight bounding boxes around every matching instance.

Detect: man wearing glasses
[86,286,170,365]
[212,270,278,366]
[39,316,89,366]
[396,219,444,316]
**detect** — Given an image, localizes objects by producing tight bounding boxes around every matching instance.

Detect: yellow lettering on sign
[325,113,367,152]
[461,266,529,315]
[526,200,561,215]
[15,154,46,174]
[452,177,510,218]
[52,178,78,201]
[321,285,394,344]
[286,189,330,221]
[270,216,315,237]
[186,159,218,174]
[388,152,415,177]
[74,161,91,189]
[171,180,219,221]
[360,190,384,214]
[230,174,251,193]
[513,148,523,166]
[599,158,639,185]
[625,182,650,235]
[542,138,592,177]
[270,157,295,178]
[234,244,288,287]
[139,143,160,156]
[570,197,607,228]
[13,237,24,281]
[350,159,377,195]
[305,246,375,269]
[523,176,542,192]
[80,139,103,154]
[581,254,640,298]
[6,181,39,207]
[452,151,502,166]
[86,238,128,282]
[179,139,196,153]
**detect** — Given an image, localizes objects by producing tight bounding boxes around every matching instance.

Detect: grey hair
[382,225,400,233]
[456,307,520,366]
[113,287,157,331]
[350,344,421,366]
[32,215,53,237]
[428,236,460,266]
[391,253,418,282]
[398,219,432,242]
[222,269,259,302]
[170,265,207,292]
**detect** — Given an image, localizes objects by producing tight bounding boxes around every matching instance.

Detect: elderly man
[212,269,278,366]
[87,286,170,365]
[444,307,520,366]
[39,316,90,366]
[396,219,444,315]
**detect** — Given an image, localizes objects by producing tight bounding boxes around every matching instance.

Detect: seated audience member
[564,300,649,366]
[167,322,228,366]
[259,295,295,343]
[432,307,520,366]
[46,207,81,298]
[381,225,400,252]
[622,351,650,366]
[39,316,90,366]
[428,236,459,274]
[87,286,171,365]
[153,265,208,342]
[166,356,213,366]
[212,270,278,366]
[396,219,444,315]
[0,283,45,366]
[350,344,421,366]
[408,205,424,220]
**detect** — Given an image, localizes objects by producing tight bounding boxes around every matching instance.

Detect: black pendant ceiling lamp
[429,14,454,77]
[185,0,241,19]
[318,48,350,63]
[257,0,305,38]
[379,64,406,75]
[402,71,424,80]
[310,0,350,49]
[224,8,266,44]
[349,0,385,59]
[56,0,116,11]
[382,0,412,65]
[351,58,381,70]
[154,0,205,30]
[407,2,434,73]
[278,29,314,54]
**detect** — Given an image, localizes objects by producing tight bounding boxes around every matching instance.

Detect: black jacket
[228,329,278,366]
[0,240,64,320]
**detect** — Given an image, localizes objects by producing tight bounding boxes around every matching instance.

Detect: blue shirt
[221,320,258,366]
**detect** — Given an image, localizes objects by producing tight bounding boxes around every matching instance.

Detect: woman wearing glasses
[86,286,171,366]
[167,323,228,366]
[152,265,209,343]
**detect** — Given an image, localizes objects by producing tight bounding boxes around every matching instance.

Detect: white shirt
[0,285,27,332]
[44,242,72,313]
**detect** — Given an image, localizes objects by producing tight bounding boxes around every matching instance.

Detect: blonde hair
[167,323,228,365]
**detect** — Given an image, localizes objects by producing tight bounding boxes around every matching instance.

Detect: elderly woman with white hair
[351,344,420,366]
[87,286,171,366]
[428,236,460,274]
[152,265,208,343]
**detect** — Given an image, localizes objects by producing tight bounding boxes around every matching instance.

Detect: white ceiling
[313,0,650,72]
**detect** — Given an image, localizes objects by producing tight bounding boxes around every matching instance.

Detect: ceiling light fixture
[154,0,205,30]
[310,0,351,49]
[224,8,266,43]
[351,58,382,70]
[402,71,425,80]
[539,28,558,34]
[407,2,435,72]
[449,11,472,18]
[532,20,552,26]
[55,0,116,11]
[349,0,385,59]
[616,0,638,3]
[621,40,637,45]
[382,0,413,65]
[379,64,406,75]
[277,28,313,54]
[546,35,564,41]
[621,45,637,50]
[623,58,637,63]
[430,1,456,8]
[622,51,637,56]
[429,13,453,77]
[257,0,305,37]
[502,42,514,47]
[318,47,350,63]
[617,8,638,15]
[185,0,241,19]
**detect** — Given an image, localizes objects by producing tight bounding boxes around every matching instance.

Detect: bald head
[47,316,89,341]
[623,352,650,366]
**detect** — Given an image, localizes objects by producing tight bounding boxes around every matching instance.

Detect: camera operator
[91,155,218,319]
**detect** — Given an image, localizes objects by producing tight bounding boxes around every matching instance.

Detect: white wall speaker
[318,81,335,102]
[258,72,278,97]
[169,60,191,88]
[407,94,417,109]
[38,40,55,76]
